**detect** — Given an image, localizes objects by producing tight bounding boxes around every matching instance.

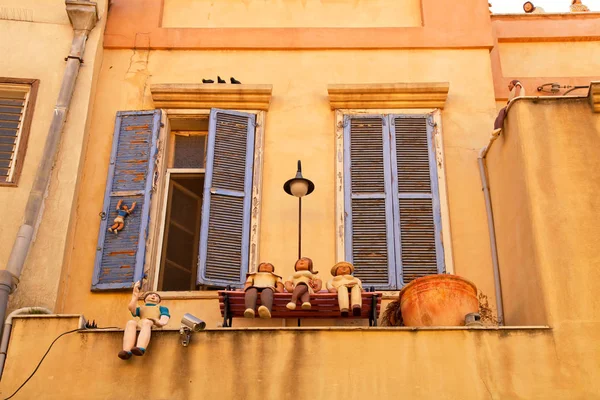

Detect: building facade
[0,0,599,398]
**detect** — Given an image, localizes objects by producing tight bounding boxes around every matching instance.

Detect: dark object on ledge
[202,78,214,83]
[217,76,226,83]
[230,77,241,84]
[84,319,98,329]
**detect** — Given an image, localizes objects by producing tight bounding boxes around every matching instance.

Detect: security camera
[181,313,206,332]
[179,313,206,347]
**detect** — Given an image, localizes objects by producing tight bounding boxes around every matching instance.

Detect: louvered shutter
[390,115,445,285]
[197,109,255,287]
[344,115,397,289]
[0,92,24,183]
[92,110,161,291]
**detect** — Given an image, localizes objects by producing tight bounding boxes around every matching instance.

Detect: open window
[157,129,207,291]
[92,108,265,292]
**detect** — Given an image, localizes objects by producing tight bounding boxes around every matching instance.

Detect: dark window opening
[158,174,204,291]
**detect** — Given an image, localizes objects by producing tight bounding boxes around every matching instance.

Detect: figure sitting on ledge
[108,199,136,234]
[327,261,363,317]
[494,79,525,134]
[523,2,545,13]
[118,281,170,360]
[570,0,590,12]
[285,257,322,310]
[244,262,284,319]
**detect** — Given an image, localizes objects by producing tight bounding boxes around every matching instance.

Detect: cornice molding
[150,84,273,110]
[590,81,600,113]
[327,83,450,110]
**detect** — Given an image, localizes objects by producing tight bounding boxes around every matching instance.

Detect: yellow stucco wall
[55,48,500,328]
[0,0,107,311]
[486,98,600,326]
[499,42,600,78]
[2,316,600,399]
[162,0,422,28]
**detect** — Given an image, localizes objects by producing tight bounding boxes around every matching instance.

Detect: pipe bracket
[64,55,84,63]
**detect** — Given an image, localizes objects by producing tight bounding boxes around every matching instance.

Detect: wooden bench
[218,288,382,327]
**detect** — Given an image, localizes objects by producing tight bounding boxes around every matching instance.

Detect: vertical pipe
[0,1,98,339]
[478,133,505,326]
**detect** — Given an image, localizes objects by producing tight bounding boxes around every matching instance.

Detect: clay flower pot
[399,274,478,326]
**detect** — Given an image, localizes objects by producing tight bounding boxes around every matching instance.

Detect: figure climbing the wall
[108,199,136,234]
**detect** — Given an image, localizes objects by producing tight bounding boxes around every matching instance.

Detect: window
[91,108,264,292]
[157,130,207,291]
[340,112,447,290]
[0,78,39,186]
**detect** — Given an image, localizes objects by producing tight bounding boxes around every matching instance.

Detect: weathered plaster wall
[0,0,107,311]
[56,48,499,328]
[3,316,600,399]
[486,98,600,326]
[162,0,422,28]
[499,42,600,78]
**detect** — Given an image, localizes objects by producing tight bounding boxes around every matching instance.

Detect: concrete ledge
[327,82,449,110]
[590,81,600,112]
[150,84,273,110]
[77,325,551,333]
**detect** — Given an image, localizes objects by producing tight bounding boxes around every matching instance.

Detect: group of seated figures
[244,258,363,319]
[489,1,592,14]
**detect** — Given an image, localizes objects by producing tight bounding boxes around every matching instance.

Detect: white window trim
[334,108,454,276]
[145,109,266,291]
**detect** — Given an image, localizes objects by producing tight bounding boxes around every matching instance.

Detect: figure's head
[122,205,129,211]
[257,262,275,273]
[143,292,161,304]
[523,1,535,13]
[508,79,521,91]
[331,261,355,276]
[295,257,317,274]
[572,0,582,5]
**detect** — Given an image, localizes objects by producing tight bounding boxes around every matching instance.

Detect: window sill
[153,291,221,300]
[78,325,551,333]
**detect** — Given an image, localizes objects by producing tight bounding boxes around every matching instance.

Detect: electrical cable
[563,86,589,96]
[3,326,120,400]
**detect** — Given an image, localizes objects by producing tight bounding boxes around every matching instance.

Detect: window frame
[334,108,454,289]
[145,108,266,292]
[0,77,39,187]
[155,168,205,291]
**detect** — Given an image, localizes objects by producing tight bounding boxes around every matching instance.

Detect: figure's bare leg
[118,320,138,359]
[287,284,308,310]
[258,288,274,318]
[337,285,350,316]
[244,288,258,318]
[132,319,153,355]
[351,285,362,316]
[108,222,119,233]
[300,289,311,309]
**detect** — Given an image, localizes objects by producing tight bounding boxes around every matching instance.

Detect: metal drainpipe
[0,1,98,338]
[478,129,505,326]
[0,307,52,379]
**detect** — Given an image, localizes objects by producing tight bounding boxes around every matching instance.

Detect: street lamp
[283,160,315,259]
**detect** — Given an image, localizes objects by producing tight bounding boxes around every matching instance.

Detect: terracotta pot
[399,274,478,326]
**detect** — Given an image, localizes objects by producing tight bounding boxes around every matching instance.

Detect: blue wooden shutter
[197,109,255,287]
[91,110,161,291]
[389,114,445,285]
[344,115,397,289]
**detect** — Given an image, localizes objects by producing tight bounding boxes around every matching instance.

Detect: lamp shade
[283,160,315,197]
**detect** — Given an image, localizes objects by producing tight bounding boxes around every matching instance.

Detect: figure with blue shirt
[118,281,170,360]
[108,199,136,234]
